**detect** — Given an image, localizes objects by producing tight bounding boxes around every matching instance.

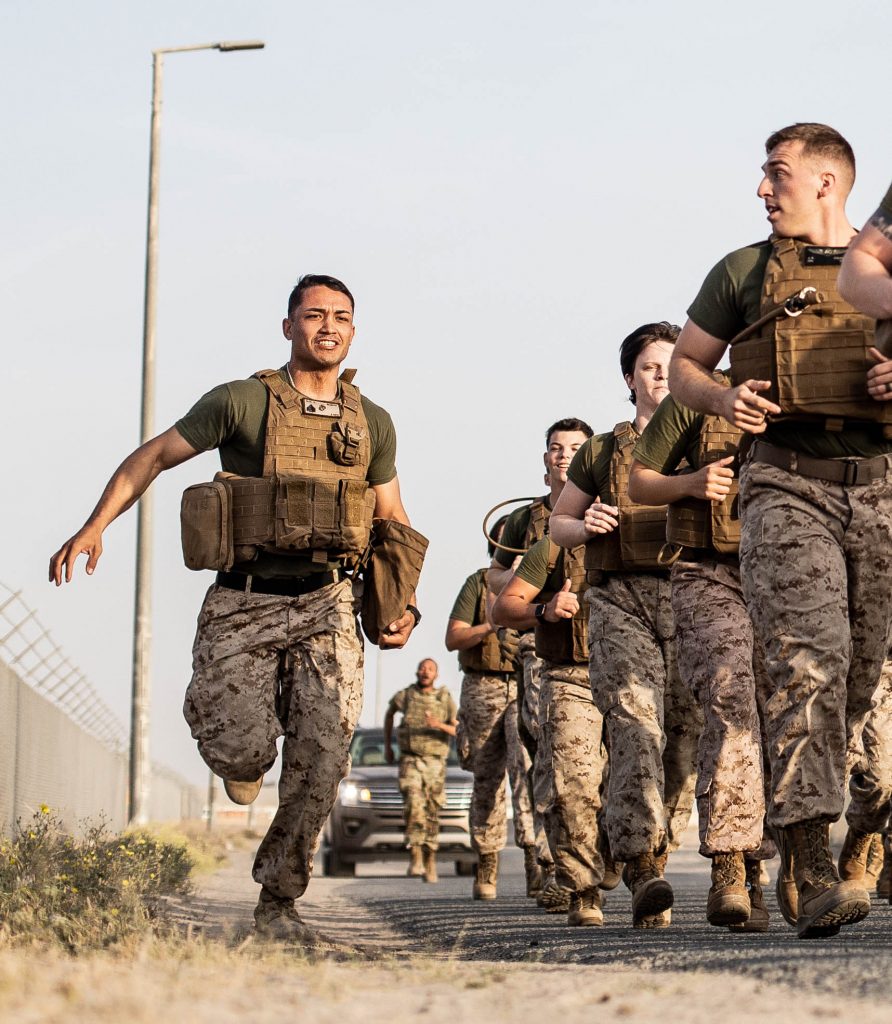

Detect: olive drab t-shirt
[687,241,892,460]
[174,367,397,578]
[449,569,486,625]
[514,536,565,595]
[566,430,624,499]
[633,394,710,474]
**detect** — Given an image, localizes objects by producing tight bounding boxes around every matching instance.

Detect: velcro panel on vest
[227,476,275,545]
[666,497,709,548]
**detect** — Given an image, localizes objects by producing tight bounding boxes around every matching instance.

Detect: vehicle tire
[323,850,356,877]
[455,860,475,877]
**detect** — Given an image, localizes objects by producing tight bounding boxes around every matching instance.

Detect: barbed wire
[0,582,127,750]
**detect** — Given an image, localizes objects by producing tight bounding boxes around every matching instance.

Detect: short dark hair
[545,418,594,447]
[764,123,855,190]
[619,321,680,405]
[286,274,355,319]
[488,514,510,558]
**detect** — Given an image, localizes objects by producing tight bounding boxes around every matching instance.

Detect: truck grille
[362,783,471,811]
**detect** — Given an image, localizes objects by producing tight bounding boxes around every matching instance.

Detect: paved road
[193,829,892,1000]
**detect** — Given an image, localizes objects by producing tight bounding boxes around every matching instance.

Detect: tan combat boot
[254,888,319,943]
[622,851,674,928]
[597,830,623,891]
[864,833,885,892]
[523,845,544,897]
[473,851,499,900]
[567,887,604,927]
[729,858,770,933]
[706,851,750,927]
[223,775,264,805]
[536,873,573,913]
[787,821,871,939]
[838,826,877,882]
[407,846,425,877]
[422,846,438,884]
[771,826,799,926]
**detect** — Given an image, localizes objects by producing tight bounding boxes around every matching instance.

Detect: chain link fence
[0,583,203,833]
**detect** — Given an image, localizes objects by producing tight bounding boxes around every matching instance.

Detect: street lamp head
[216,40,265,51]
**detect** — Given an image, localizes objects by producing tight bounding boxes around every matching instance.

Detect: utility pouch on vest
[275,478,376,554]
[180,478,235,572]
[360,519,429,644]
[328,422,366,467]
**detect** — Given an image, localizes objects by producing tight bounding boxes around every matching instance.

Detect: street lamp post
[130,39,264,825]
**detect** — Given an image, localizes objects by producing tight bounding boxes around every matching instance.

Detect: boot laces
[713,853,741,889]
[805,825,837,886]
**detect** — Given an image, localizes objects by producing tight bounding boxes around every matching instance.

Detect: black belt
[215,569,345,597]
[750,441,890,487]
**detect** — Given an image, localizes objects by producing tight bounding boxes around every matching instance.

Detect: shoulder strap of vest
[339,378,363,415]
[254,368,301,410]
[339,368,358,384]
[613,420,636,450]
[771,236,803,276]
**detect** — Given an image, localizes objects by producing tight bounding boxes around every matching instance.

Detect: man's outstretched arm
[49,427,199,585]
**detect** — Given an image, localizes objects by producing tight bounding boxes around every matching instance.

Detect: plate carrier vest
[729,237,891,435]
[180,368,376,572]
[524,497,551,547]
[458,570,517,674]
[666,395,743,555]
[397,685,452,758]
[584,422,669,581]
[534,541,589,665]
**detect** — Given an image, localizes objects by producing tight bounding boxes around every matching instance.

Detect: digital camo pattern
[586,573,701,861]
[539,661,608,892]
[739,457,892,827]
[517,631,543,740]
[847,658,892,834]
[456,673,538,854]
[184,578,364,900]
[398,753,447,849]
[671,556,772,856]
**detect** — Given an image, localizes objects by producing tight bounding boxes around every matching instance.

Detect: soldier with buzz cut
[49,274,421,945]
[670,123,892,938]
[487,417,593,904]
[383,658,458,884]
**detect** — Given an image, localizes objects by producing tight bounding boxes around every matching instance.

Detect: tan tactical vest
[396,685,452,758]
[458,570,517,674]
[534,541,589,665]
[730,237,891,434]
[584,422,669,579]
[181,368,376,572]
[525,497,551,547]
[665,413,742,555]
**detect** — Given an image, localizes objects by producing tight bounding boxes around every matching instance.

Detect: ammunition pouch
[180,478,235,572]
[360,519,429,645]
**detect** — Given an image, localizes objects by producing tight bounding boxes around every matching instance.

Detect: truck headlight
[338,781,372,807]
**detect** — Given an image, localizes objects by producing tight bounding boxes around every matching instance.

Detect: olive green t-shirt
[514,537,564,595]
[174,368,397,578]
[879,182,892,220]
[633,395,707,474]
[493,496,551,569]
[567,428,625,499]
[688,242,892,459]
[449,569,486,625]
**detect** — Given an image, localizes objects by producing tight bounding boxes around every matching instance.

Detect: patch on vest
[301,398,343,417]
[801,246,846,267]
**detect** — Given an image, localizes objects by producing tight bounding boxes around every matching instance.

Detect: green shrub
[0,808,195,951]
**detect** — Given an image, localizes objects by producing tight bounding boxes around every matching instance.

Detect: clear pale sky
[5,0,891,783]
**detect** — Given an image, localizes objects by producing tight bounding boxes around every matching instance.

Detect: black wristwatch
[534,603,548,622]
[406,604,422,626]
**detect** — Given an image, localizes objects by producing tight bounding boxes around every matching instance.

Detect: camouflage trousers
[739,455,892,827]
[846,659,892,834]
[399,754,447,849]
[539,661,608,892]
[456,673,538,854]
[516,634,553,866]
[671,556,775,858]
[184,578,364,900]
[587,573,701,861]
